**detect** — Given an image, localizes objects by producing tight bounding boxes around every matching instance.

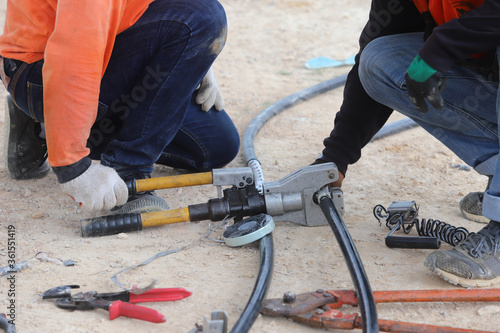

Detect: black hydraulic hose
[230,234,274,333]
[241,71,413,333]
[244,74,348,162]
[371,117,418,141]
[319,196,379,333]
[244,73,418,162]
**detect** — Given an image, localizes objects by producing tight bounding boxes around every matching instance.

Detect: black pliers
[42,285,191,323]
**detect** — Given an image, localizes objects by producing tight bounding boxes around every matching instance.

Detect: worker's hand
[312,158,344,188]
[329,171,344,189]
[195,67,225,112]
[405,55,448,114]
[59,163,128,212]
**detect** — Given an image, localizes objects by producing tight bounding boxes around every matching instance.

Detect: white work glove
[59,163,128,212]
[195,67,225,112]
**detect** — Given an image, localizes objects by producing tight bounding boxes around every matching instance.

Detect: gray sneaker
[424,220,500,288]
[459,176,492,224]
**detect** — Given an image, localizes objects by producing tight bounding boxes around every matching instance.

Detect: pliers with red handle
[42,285,191,323]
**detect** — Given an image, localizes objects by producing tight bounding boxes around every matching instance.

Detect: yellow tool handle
[81,207,193,237]
[135,172,213,192]
[141,208,191,228]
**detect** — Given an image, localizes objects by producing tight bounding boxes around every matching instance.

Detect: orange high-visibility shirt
[0,0,154,167]
[413,0,484,24]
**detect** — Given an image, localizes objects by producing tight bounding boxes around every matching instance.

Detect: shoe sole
[3,96,50,180]
[110,196,170,215]
[459,205,489,224]
[425,255,500,288]
[431,267,500,288]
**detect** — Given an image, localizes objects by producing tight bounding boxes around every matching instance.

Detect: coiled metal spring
[374,202,470,247]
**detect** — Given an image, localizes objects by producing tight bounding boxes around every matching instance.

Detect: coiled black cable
[373,203,470,247]
[414,218,469,246]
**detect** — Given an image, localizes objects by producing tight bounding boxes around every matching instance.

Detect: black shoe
[459,176,492,224]
[111,171,169,214]
[4,95,49,180]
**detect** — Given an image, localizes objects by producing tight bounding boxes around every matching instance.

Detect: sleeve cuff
[52,157,92,183]
[313,157,347,178]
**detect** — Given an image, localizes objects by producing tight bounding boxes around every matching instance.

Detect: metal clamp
[189,311,228,333]
[263,163,344,226]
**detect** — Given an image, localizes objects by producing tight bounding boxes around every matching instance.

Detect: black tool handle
[81,213,142,237]
[126,180,136,196]
[385,236,441,249]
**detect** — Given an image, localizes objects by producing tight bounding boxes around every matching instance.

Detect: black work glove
[405,55,448,114]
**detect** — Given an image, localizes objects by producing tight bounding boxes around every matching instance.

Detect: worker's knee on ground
[159,124,240,172]
[203,130,240,171]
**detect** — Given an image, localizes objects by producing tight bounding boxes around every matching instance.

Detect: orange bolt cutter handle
[297,311,496,333]
[262,288,500,333]
[327,288,500,308]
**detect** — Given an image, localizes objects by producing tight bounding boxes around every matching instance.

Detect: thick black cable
[371,117,418,141]
[230,234,274,333]
[244,73,418,159]
[240,72,419,333]
[243,74,348,162]
[319,196,379,333]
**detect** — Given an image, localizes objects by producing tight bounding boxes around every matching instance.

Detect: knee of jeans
[193,0,227,56]
[359,38,388,100]
[205,133,240,170]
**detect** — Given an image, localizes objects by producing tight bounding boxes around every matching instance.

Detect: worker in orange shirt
[1,0,239,213]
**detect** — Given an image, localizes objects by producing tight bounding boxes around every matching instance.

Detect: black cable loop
[373,203,470,247]
[373,204,388,221]
[414,218,469,246]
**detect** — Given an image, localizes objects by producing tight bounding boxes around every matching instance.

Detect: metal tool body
[42,285,191,323]
[262,288,500,332]
[81,163,345,237]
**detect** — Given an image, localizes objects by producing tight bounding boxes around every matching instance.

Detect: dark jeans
[4,0,239,174]
[360,33,500,221]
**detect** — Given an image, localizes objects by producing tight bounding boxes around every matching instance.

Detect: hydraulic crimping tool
[81,163,345,237]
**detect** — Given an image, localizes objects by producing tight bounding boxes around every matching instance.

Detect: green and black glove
[405,55,448,114]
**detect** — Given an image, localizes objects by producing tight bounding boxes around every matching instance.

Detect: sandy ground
[1,0,500,332]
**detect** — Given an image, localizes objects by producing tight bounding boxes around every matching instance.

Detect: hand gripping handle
[108,300,166,323]
[81,213,142,237]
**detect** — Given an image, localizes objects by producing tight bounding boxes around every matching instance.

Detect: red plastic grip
[108,300,166,323]
[128,288,192,303]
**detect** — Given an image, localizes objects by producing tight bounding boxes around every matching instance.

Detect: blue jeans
[4,0,239,175]
[359,32,500,221]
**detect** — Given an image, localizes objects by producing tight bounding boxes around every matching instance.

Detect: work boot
[111,171,169,214]
[4,94,49,180]
[424,220,500,288]
[459,176,493,224]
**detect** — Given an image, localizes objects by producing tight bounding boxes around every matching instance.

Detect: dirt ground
[1,0,500,332]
